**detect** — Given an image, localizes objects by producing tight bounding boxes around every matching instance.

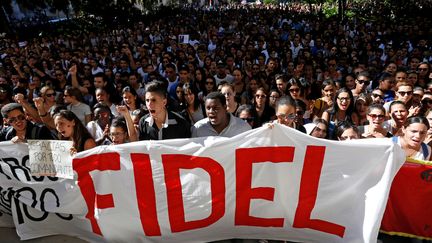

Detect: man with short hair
[192,92,251,137]
[378,72,395,102]
[139,81,190,140]
[0,103,55,142]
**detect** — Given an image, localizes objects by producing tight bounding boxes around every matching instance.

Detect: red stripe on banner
[96,194,114,209]
[130,153,161,236]
[73,152,121,236]
[235,146,295,227]
[381,160,432,239]
[162,154,226,233]
[293,146,346,238]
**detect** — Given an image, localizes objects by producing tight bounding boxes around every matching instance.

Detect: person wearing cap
[304,119,328,139]
[214,60,234,86]
[0,103,56,142]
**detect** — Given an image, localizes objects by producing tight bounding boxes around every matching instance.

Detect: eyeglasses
[368,114,385,119]
[8,114,26,124]
[371,93,383,99]
[255,94,266,99]
[45,93,55,97]
[277,113,296,120]
[241,117,255,122]
[289,88,300,93]
[398,91,413,96]
[337,97,350,102]
[109,132,125,137]
[357,79,370,85]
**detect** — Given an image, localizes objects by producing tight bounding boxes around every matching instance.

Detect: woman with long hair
[359,104,391,138]
[393,116,431,161]
[384,101,409,136]
[355,93,372,126]
[63,86,92,125]
[313,79,336,119]
[322,87,359,139]
[198,76,217,103]
[220,83,240,115]
[53,110,96,153]
[121,86,143,112]
[253,87,275,127]
[182,83,206,125]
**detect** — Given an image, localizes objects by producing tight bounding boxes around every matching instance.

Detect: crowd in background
[0,3,431,162]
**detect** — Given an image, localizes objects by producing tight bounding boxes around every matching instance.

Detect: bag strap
[421,142,429,159]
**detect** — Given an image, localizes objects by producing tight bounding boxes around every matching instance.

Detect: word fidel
[73,146,346,239]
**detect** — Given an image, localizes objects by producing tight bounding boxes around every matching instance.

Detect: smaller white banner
[179,34,190,44]
[28,140,74,179]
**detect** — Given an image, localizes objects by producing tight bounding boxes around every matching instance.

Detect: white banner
[0,124,405,242]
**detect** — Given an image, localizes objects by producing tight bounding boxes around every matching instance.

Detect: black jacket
[138,110,191,140]
[0,122,57,141]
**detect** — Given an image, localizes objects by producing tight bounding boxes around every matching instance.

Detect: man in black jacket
[139,81,191,140]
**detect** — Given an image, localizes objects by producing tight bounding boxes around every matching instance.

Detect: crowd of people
[0,3,431,164]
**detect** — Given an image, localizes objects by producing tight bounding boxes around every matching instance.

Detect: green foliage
[263,0,278,5]
[321,2,338,18]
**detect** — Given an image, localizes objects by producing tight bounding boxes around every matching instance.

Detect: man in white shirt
[192,92,251,138]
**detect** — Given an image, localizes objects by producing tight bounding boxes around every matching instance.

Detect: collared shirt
[192,113,251,138]
[139,110,191,140]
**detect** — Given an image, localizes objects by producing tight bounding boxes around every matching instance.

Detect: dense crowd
[0,3,431,163]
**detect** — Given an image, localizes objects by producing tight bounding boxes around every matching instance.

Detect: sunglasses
[337,97,350,102]
[357,79,370,85]
[8,114,26,124]
[368,114,385,119]
[277,113,296,120]
[45,93,55,97]
[371,93,383,99]
[398,91,413,96]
